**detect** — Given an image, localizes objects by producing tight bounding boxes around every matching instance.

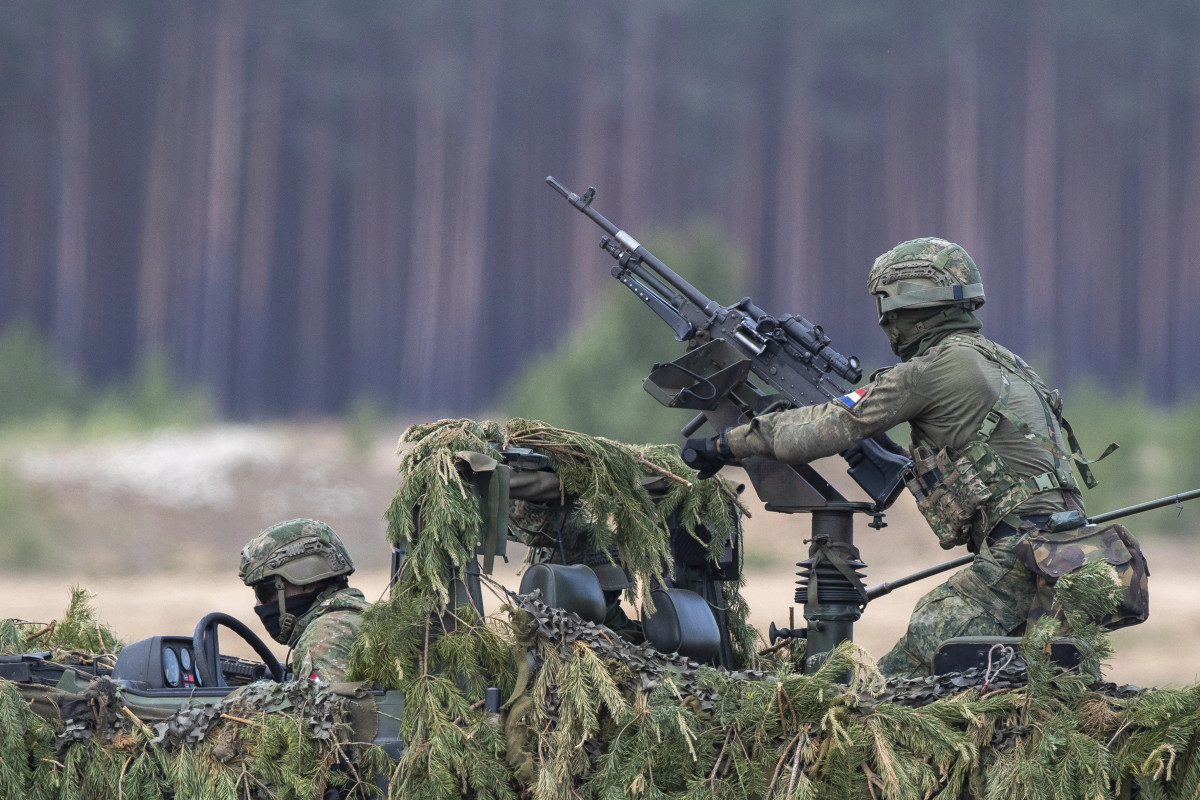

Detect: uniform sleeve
[723,357,935,464]
[291,610,362,681]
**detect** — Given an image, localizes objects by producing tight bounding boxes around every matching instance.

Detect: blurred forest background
[3,0,1200,684]
[3,0,1200,418]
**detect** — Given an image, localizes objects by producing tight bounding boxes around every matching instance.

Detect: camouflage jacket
[724,329,1083,521]
[289,586,370,681]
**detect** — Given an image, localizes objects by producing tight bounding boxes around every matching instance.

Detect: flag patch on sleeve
[837,388,868,408]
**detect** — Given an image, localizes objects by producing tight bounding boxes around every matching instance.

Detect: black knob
[769,622,807,645]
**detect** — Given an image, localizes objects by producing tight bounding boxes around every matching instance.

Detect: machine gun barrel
[546,176,716,317]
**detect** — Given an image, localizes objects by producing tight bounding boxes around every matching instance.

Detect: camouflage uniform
[239,518,370,683]
[289,585,370,681]
[723,238,1089,678]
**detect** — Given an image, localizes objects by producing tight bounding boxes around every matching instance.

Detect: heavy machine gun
[546,176,911,516]
[547,177,912,670]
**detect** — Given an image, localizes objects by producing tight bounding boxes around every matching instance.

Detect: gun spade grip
[681,447,702,468]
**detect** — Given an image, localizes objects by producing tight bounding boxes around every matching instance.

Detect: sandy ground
[4,527,1195,687]
[2,428,1197,686]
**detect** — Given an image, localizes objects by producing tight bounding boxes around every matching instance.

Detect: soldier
[239,518,371,681]
[685,237,1109,677]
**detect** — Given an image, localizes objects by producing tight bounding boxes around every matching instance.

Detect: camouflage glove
[681,430,735,479]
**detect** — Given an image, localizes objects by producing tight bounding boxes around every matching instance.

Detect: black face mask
[254,590,322,643]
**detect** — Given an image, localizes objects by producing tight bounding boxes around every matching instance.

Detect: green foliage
[384,418,507,610]
[351,426,1200,800]
[382,418,747,626]
[346,395,383,458]
[0,324,86,424]
[0,586,122,658]
[0,324,212,436]
[49,586,124,655]
[501,225,745,444]
[0,674,388,800]
[85,350,214,434]
[0,465,49,568]
[6,421,1200,798]
[1060,383,1200,534]
[0,679,57,798]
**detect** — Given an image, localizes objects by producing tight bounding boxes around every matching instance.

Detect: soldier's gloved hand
[681,430,735,479]
[871,433,907,456]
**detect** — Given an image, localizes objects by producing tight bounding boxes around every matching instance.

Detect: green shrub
[0,466,49,569]
[500,224,744,444]
[346,395,383,458]
[0,324,86,425]
[0,325,212,435]
[1061,382,1200,534]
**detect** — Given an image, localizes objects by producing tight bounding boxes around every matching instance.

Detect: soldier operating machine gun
[546,176,912,517]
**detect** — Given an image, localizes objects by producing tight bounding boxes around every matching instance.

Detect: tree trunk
[883,68,920,245]
[618,0,655,225]
[773,1,818,314]
[1021,8,1057,359]
[236,28,284,416]
[1058,110,1120,386]
[1134,58,1171,387]
[444,0,504,404]
[7,90,53,328]
[53,6,89,368]
[198,0,247,401]
[1175,88,1200,396]
[137,2,194,358]
[945,25,980,252]
[568,4,613,318]
[295,115,335,411]
[400,47,449,408]
[726,101,765,277]
[348,57,385,403]
[177,9,216,380]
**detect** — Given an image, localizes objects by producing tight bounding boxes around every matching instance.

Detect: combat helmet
[867,237,985,322]
[240,519,354,644]
[239,518,354,587]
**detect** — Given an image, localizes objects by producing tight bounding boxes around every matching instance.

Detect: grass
[0,325,216,569]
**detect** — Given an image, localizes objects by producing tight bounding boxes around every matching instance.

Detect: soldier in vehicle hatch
[684,237,1125,677]
[239,518,371,682]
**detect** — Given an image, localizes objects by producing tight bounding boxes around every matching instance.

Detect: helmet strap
[274,576,300,644]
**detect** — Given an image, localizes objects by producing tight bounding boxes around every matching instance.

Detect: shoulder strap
[943,335,1117,489]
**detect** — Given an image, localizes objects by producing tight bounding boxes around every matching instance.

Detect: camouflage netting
[376,417,752,652]
[5,421,1200,798]
[0,590,392,799]
[342,559,1200,800]
[0,673,394,799]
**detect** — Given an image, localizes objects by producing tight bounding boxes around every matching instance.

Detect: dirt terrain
[1,421,1196,686]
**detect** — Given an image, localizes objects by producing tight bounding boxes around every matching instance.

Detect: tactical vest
[904,335,1112,550]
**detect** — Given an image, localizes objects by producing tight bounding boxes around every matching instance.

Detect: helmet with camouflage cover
[241,519,355,645]
[239,518,355,588]
[868,237,985,322]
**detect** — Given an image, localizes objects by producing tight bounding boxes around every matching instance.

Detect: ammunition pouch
[1013,523,1150,630]
[905,336,1090,550]
[907,440,1050,550]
